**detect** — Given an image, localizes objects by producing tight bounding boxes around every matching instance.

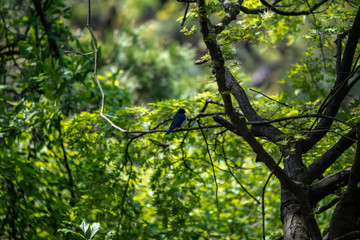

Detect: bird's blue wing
[166,113,185,134]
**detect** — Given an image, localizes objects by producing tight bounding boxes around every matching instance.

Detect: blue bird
[165,108,187,135]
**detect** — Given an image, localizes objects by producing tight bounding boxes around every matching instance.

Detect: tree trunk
[282,191,310,240]
[328,194,360,239]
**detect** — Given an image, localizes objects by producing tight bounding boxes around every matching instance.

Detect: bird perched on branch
[165,108,187,135]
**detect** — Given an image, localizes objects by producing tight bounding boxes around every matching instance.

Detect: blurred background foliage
[1,0,359,239]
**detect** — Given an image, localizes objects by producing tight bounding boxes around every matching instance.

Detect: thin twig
[56,117,75,207]
[250,88,291,108]
[262,156,282,240]
[180,121,206,184]
[85,0,129,133]
[127,124,222,135]
[64,50,95,63]
[181,2,190,26]
[197,119,219,218]
[0,11,20,69]
[248,114,346,125]
[201,98,244,115]
[117,138,134,238]
[214,131,260,204]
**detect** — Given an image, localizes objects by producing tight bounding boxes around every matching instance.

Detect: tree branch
[213,115,238,135]
[301,7,360,153]
[301,125,358,184]
[196,0,297,192]
[55,117,76,207]
[309,168,351,203]
[248,114,346,126]
[335,29,351,78]
[199,98,244,115]
[213,116,296,191]
[339,7,360,78]
[223,67,284,142]
[262,156,282,240]
[315,196,341,214]
[32,0,60,57]
[328,125,360,238]
[214,0,243,33]
[197,119,219,216]
[259,0,331,16]
[346,124,360,196]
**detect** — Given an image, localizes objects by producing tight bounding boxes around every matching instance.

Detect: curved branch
[215,0,243,33]
[239,5,268,14]
[259,0,331,16]
[238,0,329,16]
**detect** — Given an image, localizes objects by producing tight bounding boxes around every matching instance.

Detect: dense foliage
[1,0,359,239]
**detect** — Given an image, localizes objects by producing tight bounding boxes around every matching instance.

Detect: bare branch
[55,118,75,207]
[262,156,283,240]
[199,98,243,116]
[248,114,346,126]
[117,138,134,238]
[214,0,243,33]
[223,67,285,142]
[301,125,358,184]
[83,0,131,133]
[126,124,222,135]
[259,0,331,16]
[180,2,191,26]
[250,88,291,108]
[64,50,95,63]
[213,115,237,134]
[309,168,351,203]
[315,196,341,214]
[213,115,298,192]
[346,125,360,196]
[197,119,219,217]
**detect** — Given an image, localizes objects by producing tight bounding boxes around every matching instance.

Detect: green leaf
[80,219,89,236]
[89,222,100,239]
[58,229,86,239]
